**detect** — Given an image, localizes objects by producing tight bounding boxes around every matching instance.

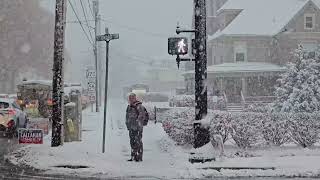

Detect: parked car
[0,98,28,137]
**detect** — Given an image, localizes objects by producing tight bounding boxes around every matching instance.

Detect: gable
[285,0,320,32]
[210,0,320,40]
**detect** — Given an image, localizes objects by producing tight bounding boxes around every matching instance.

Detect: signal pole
[169,0,210,148]
[93,0,100,112]
[193,0,210,148]
[52,0,67,147]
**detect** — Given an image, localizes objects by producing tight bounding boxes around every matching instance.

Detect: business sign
[87,82,96,92]
[18,128,43,144]
[86,69,96,79]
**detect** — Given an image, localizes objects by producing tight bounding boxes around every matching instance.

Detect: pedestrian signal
[168,37,188,55]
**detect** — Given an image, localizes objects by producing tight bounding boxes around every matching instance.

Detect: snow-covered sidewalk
[10,99,191,179]
[9,98,320,179]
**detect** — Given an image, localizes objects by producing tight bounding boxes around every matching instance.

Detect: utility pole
[52,0,67,147]
[193,0,209,148]
[93,0,99,112]
[96,28,119,153]
[97,15,102,107]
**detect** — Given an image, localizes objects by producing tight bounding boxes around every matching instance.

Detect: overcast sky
[41,0,193,95]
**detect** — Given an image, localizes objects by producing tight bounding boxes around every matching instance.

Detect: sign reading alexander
[18,128,43,144]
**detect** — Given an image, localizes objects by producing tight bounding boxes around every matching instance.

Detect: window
[304,14,315,30]
[235,53,245,62]
[234,41,247,62]
[301,42,318,59]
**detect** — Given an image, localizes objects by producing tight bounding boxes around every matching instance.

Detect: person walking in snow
[126,93,148,162]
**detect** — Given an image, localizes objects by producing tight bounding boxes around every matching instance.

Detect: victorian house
[184,0,320,107]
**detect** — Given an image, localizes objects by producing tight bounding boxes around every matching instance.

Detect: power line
[87,0,95,18]
[68,0,94,46]
[79,0,94,42]
[100,18,168,38]
[67,18,169,39]
[66,20,95,30]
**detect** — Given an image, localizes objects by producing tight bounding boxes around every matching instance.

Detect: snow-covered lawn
[9,99,320,179]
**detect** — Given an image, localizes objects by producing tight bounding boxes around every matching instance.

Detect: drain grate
[53,165,90,169]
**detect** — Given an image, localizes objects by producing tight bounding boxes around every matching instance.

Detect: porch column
[219,78,223,93]
[241,77,247,97]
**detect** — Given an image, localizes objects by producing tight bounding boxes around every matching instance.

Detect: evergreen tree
[273,45,320,113]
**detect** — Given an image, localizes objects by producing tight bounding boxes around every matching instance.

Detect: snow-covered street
[7,98,320,179]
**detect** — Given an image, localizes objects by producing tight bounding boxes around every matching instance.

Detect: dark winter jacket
[126,101,146,131]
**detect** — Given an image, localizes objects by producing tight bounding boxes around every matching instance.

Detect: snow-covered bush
[209,111,231,143]
[288,113,320,148]
[262,113,290,146]
[162,108,195,146]
[229,112,264,149]
[161,107,320,148]
[169,95,226,110]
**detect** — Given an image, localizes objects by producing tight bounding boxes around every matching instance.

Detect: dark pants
[129,129,143,161]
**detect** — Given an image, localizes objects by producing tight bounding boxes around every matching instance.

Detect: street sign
[86,69,96,79]
[96,33,119,42]
[18,128,43,144]
[87,82,96,92]
[89,94,96,102]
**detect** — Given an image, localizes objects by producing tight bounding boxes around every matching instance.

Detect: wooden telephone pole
[52,0,67,147]
[193,0,210,148]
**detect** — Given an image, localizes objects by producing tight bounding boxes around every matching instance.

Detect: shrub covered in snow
[288,113,320,148]
[169,95,226,110]
[229,112,264,149]
[161,107,320,148]
[209,111,231,143]
[162,108,195,146]
[262,113,290,146]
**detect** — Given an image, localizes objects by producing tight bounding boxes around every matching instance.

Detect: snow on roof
[184,62,287,75]
[213,0,313,38]
[19,80,52,86]
[313,0,320,7]
[218,0,251,12]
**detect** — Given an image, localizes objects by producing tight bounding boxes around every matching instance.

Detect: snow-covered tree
[273,45,320,113]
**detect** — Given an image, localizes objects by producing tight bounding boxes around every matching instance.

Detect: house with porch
[184,0,320,109]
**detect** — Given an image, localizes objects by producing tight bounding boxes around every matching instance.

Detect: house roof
[183,62,287,76]
[210,0,319,39]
